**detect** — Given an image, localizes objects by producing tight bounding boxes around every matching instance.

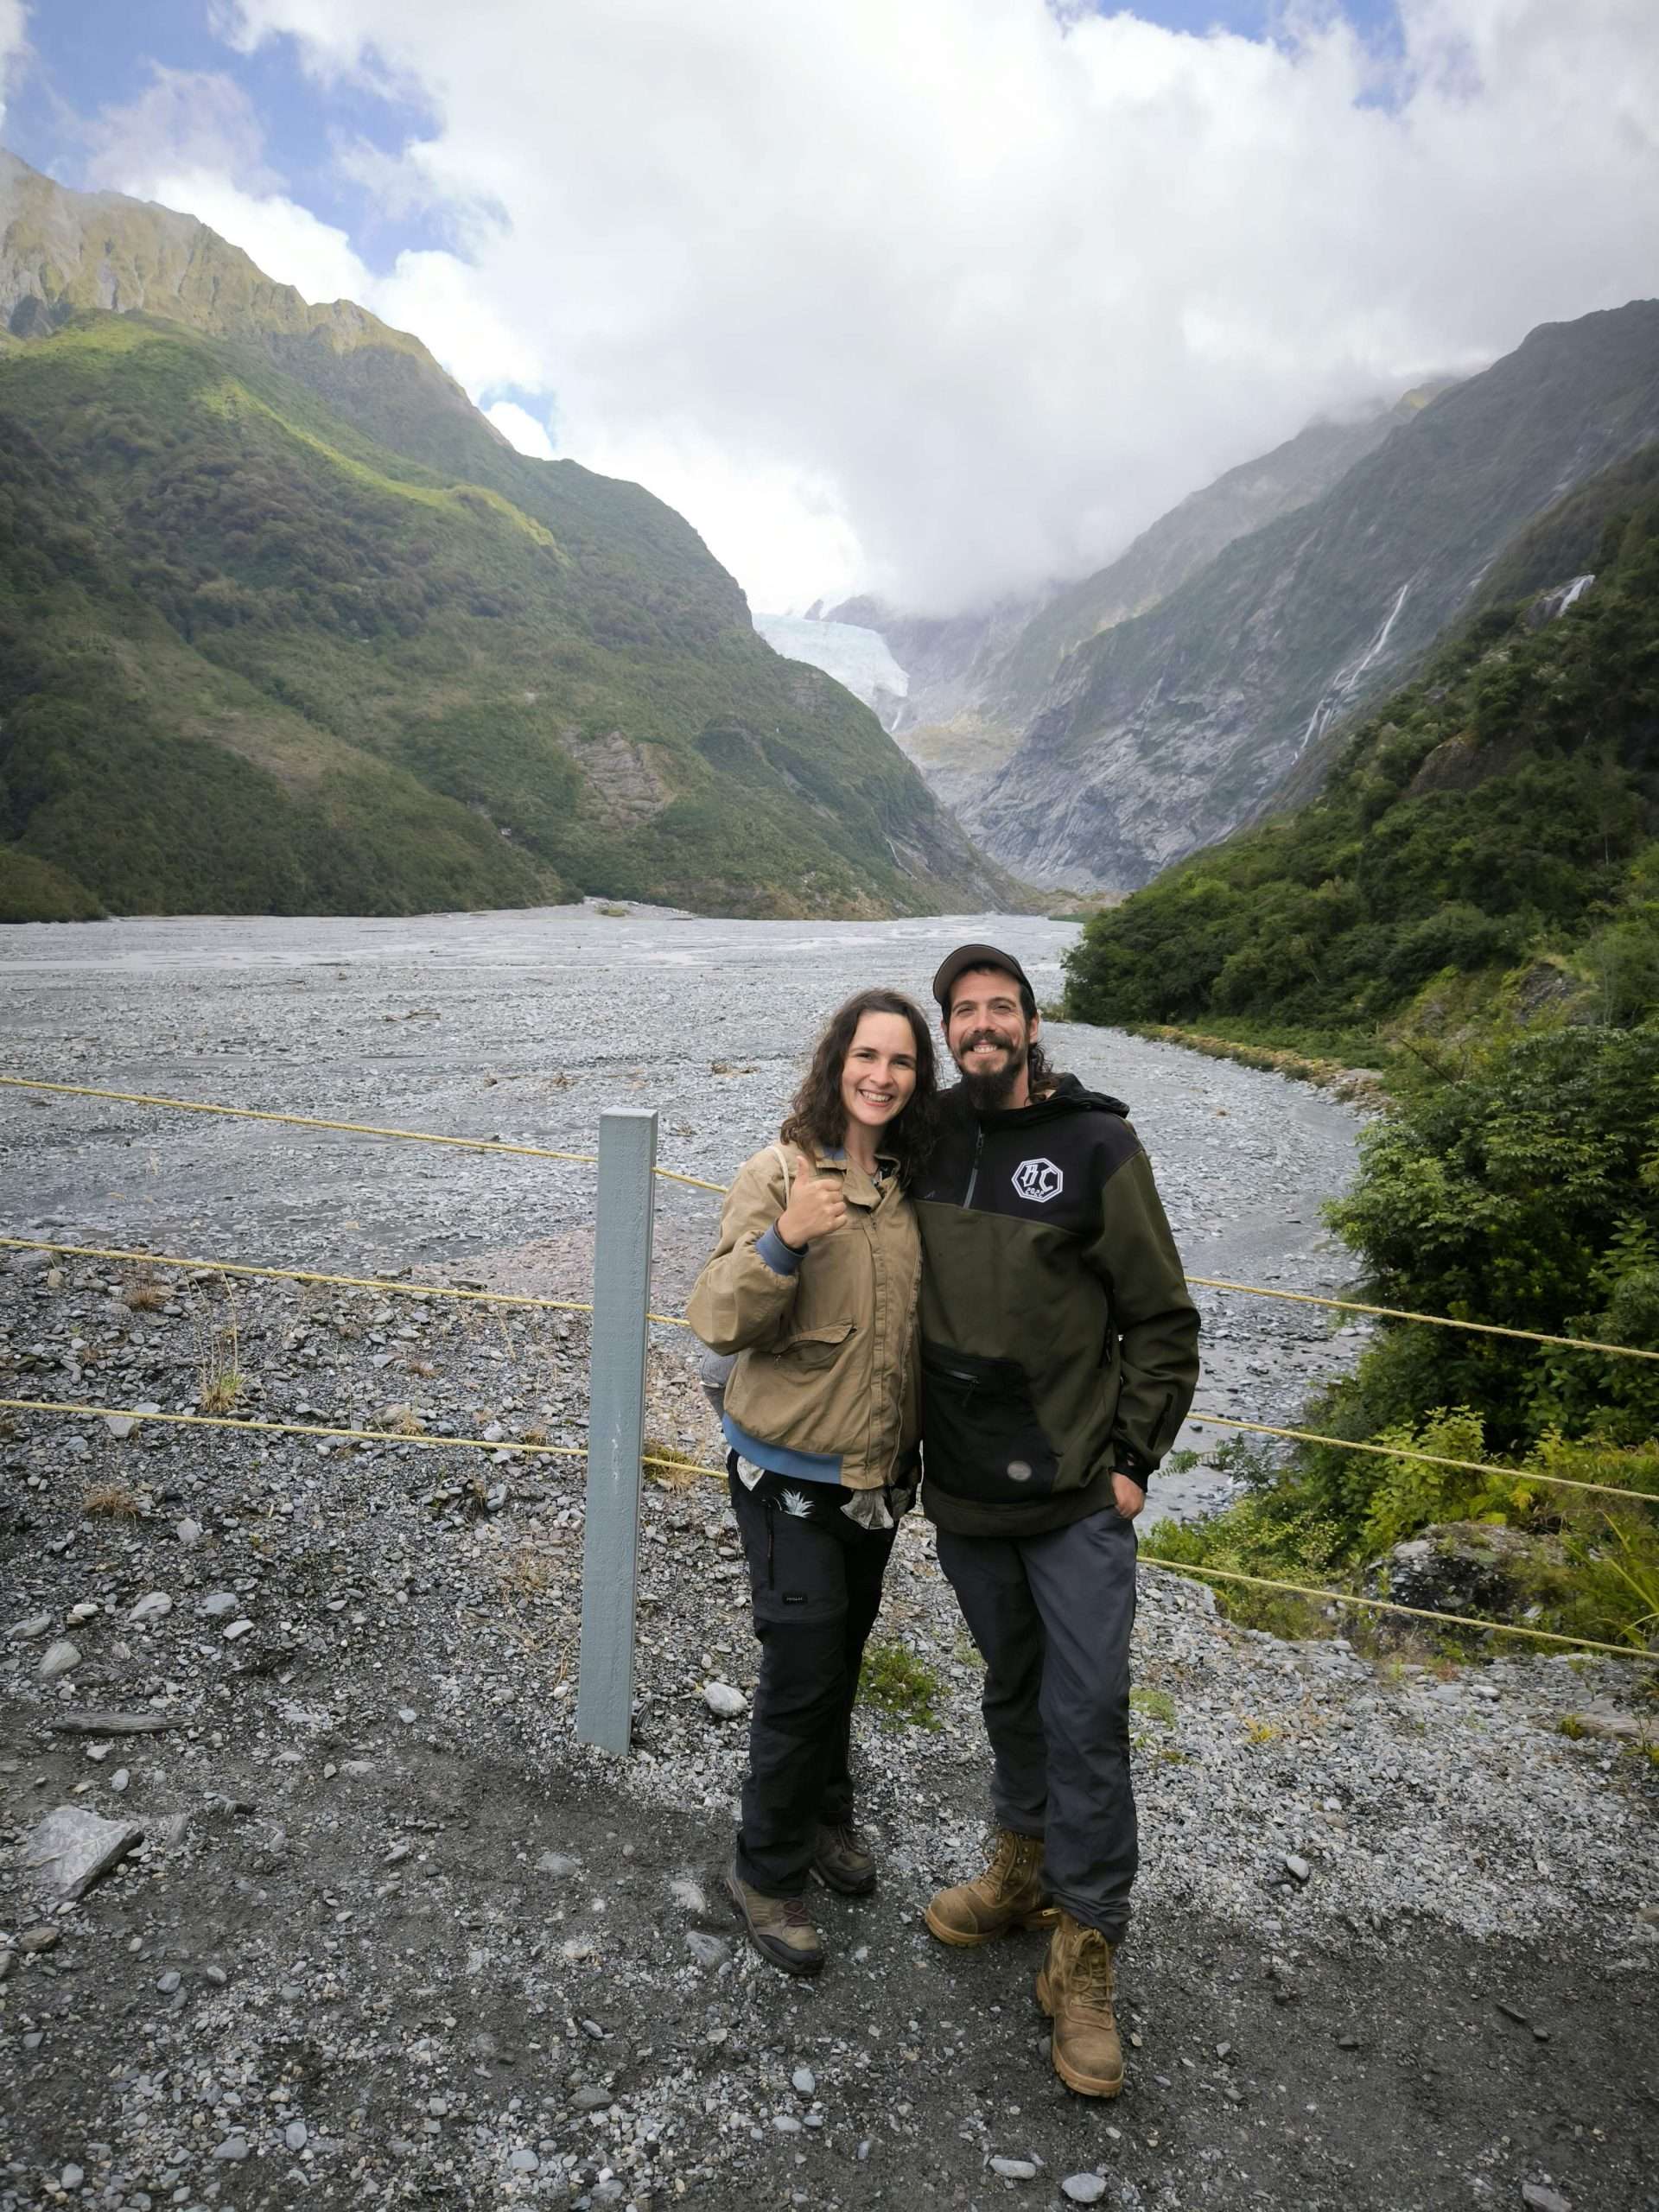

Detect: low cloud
[485,398,554,459]
[0,0,29,133]
[92,3,1659,610]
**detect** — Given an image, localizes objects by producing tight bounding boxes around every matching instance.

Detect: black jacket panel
[915,1077,1200,1535]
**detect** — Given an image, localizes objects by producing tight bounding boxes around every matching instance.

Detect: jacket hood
[945,1071,1129,1130]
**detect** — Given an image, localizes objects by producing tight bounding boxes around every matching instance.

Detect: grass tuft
[859,1639,943,1731]
[83,1480,145,1517]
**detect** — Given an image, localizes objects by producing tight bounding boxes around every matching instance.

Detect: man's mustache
[961,1030,1019,1052]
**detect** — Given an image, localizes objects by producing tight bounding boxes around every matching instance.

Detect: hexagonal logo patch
[1011,1157,1064,1204]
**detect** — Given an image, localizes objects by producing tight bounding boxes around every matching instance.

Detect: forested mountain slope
[1064,441,1659,1046]
[975,302,1659,891]
[0,153,1015,920]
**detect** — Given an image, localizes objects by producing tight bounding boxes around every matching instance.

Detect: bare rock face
[23,1806,146,1902]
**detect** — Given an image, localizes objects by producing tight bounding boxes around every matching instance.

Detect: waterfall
[1295,577,1415,759]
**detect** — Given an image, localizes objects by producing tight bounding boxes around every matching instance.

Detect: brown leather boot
[812,1821,877,1897]
[924,1828,1057,1947]
[724,1867,824,1977]
[1035,1912,1124,2097]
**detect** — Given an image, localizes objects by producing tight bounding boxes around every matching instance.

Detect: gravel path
[3,907,1656,2212]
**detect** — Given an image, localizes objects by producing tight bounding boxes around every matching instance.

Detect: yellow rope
[5,1395,1651,1662]
[1136,1556,1658,1662]
[0,1076,599,1166]
[1185,1409,1658,1504]
[1188,1273,1659,1363]
[7,1070,1656,1363]
[0,1395,589,1459]
[1,1237,596,1317]
[651,1166,733,1194]
[0,1236,679,1330]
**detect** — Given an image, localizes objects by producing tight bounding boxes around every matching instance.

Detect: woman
[687,988,937,1978]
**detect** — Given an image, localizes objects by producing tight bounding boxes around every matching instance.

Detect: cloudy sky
[3,2,1657,613]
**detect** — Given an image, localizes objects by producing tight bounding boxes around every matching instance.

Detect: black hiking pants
[935,1504,1139,1942]
[728,1461,896,1897]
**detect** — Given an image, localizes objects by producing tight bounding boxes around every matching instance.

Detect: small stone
[538,1850,580,1878]
[60,2168,84,2191]
[68,1601,99,1624]
[573,2086,611,2112]
[508,2148,538,2172]
[128,1592,174,1625]
[685,1931,730,1968]
[1521,2188,1572,2212]
[213,2135,250,2162]
[8,1614,53,1642]
[702,1681,747,1719]
[791,2066,816,2095]
[223,1618,255,1642]
[1284,1853,1312,1883]
[157,1969,181,1993]
[989,2157,1038,2180]
[200,1592,238,1618]
[176,1518,203,1548]
[39,1638,81,1681]
[772,2114,804,2134]
[1061,2177,1108,2206]
[104,1414,138,1440]
[285,2120,308,2151]
[111,1768,130,1793]
[398,1707,417,1724]
[19,1924,60,1953]
[669,1877,707,1914]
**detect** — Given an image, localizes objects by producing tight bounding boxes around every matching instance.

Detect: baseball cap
[931,942,1034,1014]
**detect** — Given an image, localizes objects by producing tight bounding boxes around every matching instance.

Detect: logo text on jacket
[1011,1158,1064,1203]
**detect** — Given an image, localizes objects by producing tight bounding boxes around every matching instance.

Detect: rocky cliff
[974,302,1659,890]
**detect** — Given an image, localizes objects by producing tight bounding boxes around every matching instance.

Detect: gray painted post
[575,1107,658,1753]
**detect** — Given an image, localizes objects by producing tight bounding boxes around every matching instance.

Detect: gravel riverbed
[2,906,1656,2212]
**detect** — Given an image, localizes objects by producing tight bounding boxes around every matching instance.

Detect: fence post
[575,1107,658,1754]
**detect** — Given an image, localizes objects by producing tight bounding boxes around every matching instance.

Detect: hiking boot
[924,1828,1057,1947]
[813,1821,877,1897]
[724,1866,824,1977]
[1035,1911,1124,2098]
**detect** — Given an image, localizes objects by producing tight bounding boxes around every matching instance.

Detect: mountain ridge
[0,152,1019,921]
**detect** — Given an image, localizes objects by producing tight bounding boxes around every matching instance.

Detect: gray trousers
[935,1506,1138,1942]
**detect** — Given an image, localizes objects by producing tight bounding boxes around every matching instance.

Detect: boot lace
[1072,1927,1116,2010]
[988,1830,1036,1890]
[781,1895,815,1929]
[824,1822,866,1855]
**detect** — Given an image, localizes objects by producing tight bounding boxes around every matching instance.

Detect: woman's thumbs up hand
[777,1150,848,1248]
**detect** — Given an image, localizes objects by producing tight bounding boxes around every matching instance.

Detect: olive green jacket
[687,1141,921,1491]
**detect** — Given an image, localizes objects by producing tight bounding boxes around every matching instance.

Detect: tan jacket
[686,1141,921,1491]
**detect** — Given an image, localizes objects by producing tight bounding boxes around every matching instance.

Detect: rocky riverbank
[2,1248,1656,2212]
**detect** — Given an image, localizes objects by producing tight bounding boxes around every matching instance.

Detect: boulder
[23,1806,145,1901]
[1365,1522,1566,1644]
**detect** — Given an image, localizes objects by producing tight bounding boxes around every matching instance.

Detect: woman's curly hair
[779,989,938,1182]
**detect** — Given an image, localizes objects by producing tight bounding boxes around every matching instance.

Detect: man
[914,943,1199,2099]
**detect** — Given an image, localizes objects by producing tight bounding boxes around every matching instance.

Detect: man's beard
[957,1031,1028,1111]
